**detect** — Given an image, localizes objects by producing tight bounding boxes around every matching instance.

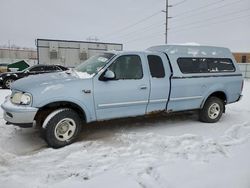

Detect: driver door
[93,54,150,120]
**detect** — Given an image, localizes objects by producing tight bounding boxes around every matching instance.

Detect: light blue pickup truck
[1,45,243,148]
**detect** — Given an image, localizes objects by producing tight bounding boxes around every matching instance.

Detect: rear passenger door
[146,53,171,113]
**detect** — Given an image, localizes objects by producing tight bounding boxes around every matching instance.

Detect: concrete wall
[238,63,250,78]
[0,48,37,65]
[37,39,123,67]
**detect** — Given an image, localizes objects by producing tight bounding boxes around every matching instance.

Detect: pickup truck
[1,45,243,148]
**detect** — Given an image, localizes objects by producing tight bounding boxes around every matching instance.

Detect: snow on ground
[0,81,250,188]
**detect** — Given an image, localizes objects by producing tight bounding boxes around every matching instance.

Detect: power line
[123,12,250,44]
[124,31,164,44]
[172,0,245,20]
[104,0,245,43]
[108,20,164,40]
[172,0,226,18]
[169,12,250,33]
[170,7,250,30]
[101,10,162,40]
[102,0,248,45]
[171,0,188,7]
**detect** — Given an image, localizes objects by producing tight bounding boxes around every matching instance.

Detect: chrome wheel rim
[54,118,76,141]
[5,79,13,88]
[208,103,220,119]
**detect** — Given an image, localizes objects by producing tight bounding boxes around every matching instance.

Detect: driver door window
[109,55,143,80]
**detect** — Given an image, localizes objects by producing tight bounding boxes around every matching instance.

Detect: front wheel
[3,78,15,89]
[43,108,82,148]
[199,97,224,123]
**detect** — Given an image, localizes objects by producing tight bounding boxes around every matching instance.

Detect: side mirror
[103,70,115,80]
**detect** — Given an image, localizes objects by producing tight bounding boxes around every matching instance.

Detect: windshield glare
[75,53,115,75]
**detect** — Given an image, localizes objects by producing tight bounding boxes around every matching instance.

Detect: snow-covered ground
[0,81,250,188]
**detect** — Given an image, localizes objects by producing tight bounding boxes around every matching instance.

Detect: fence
[238,63,250,78]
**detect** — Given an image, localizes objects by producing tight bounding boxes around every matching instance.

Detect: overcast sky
[0,0,249,52]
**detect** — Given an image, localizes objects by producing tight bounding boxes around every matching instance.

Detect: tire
[3,77,15,89]
[199,97,224,123]
[44,108,82,148]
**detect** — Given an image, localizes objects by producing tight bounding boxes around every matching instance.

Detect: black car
[0,64,69,89]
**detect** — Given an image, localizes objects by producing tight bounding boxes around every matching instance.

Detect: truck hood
[11,70,91,92]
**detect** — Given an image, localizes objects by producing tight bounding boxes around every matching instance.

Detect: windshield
[74,53,115,76]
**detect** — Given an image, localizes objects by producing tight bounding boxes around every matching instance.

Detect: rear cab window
[177,58,235,74]
[147,55,165,78]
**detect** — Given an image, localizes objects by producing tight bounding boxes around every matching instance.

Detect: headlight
[11,92,32,105]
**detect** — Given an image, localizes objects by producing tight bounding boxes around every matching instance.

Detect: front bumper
[0,77,3,87]
[1,96,38,128]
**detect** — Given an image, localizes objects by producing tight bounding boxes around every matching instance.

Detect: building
[0,48,37,65]
[37,39,123,67]
[0,39,123,68]
[233,52,250,63]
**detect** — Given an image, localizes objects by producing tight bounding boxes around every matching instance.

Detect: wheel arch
[34,101,88,128]
[3,76,17,88]
[201,91,227,109]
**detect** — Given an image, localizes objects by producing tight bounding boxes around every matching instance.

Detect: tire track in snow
[0,122,250,187]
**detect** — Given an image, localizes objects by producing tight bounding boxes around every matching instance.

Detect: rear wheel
[3,77,15,89]
[199,97,224,123]
[43,108,82,148]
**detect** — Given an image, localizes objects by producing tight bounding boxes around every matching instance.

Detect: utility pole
[165,0,169,44]
[162,0,172,44]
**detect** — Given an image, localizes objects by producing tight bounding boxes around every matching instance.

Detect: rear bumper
[1,96,38,128]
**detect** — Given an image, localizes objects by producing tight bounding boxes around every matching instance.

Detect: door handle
[139,85,147,90]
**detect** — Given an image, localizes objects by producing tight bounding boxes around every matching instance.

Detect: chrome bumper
[1,96,38,127]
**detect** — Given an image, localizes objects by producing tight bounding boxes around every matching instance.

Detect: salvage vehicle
[1,45,243,148]
[0,64,68,89]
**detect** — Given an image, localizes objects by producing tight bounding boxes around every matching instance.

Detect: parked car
[0,64,68,89]
[1,45,243,148]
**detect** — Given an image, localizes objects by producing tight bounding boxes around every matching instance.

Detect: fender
[37,97,93,123]
[200,83,228,108]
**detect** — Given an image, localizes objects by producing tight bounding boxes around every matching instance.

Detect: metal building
[36,39,123,67]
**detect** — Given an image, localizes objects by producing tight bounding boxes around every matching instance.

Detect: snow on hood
[74,71,94,79]
[11,70,90,92]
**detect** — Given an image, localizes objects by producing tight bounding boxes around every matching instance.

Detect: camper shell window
[177,58,235,74]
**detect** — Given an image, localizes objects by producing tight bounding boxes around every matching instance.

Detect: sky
[0,0,249,52]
